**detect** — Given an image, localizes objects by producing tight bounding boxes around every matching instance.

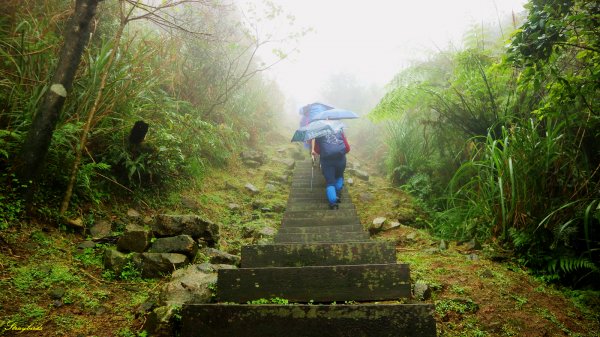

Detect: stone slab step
[287,198,355,205]
[180,304,437,337]
[274,231,369,243]
[281,217,360,227]
[217,263,411,302]
[283,209,358,218]
[289,191,350,199]
[278,224,364,234]
[286,204,355,211]
[290,183,329,188]
[290,180,328,185]
[240,242,397,267]
[290,186,350,192]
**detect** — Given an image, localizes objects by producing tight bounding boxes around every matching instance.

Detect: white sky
[242,0,528,109]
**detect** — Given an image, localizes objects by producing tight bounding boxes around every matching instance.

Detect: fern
[508,227,533,249]
[547,257,598,275]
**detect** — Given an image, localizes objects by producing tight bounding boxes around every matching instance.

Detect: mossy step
[283,209,358,218]
[291,179,329,185]
[286,198,353,205]
[217,263,411,302]
[289,190,350,197]
[240,242,396,267]
[286,197,355,205]
[285,204,355,211]
[274,231,369,243]
[180,304,437,337]
[278,224,364,234]
[281,216,359,227]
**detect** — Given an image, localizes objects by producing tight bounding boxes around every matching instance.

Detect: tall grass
[441,118,598,280]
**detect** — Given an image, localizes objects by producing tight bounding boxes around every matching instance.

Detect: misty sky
[243,0,528,110]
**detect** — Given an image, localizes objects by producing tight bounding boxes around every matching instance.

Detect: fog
[242,0,527,113]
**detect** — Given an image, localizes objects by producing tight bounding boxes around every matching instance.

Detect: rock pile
[103,214,221,278]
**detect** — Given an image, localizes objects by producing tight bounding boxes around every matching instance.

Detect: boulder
[181,196,199,210]
[271,203,286,213]
[354,169,370,181]
[369,217,386,234]
[245,183,260,195]
[465,239,482,251]
[480,269,494,278]
[243,160,261,168]
[159,264,218,306]
[439,239,448,251]
[346,178,354,186]
[148,235,198,259]
[224,182,238,191]
[89,220,112,239]
[359,192,373,203]
[117,224,152,253]
[275,174,289,184]
[413,281,432,300]
[77,240,96,250]
[240,150,267,165]
[256,226,277,239]
[103,247,129,275]
[265,183,277,192]
[65,217,84,231]
[202,248,241,266]
[127,208,141,219]
[49,287,66,300]
[132,253,189,278]
[386,221,401,230]
[143,305,179,337]
[251,199,266,210]
[228,203,241,211]
[280,158,295,170]
[153,214,220,246]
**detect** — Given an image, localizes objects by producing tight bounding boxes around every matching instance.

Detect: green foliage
[435,298,479,316]
[0,0,289,215]
[119,261,142,281]
[0,174,26,229]
[247,297,289,305]
[374,3,600,285]
[117,327,148,337]
[74,247,104,268]
[11,263,82,291]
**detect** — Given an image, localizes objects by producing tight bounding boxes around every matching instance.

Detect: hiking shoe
[336,196,341,203]
[329,203,339,210]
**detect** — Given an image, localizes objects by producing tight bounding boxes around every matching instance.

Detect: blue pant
[320,155,346,204]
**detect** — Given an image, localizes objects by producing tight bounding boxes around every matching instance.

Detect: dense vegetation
[372,0,599,285]
[0,0,293,223]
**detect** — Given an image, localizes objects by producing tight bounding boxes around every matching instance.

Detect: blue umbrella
[291,120,346,142]
[310,108,359,122]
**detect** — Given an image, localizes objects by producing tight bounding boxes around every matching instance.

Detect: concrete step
[281,216,360,227]
[274,231,369,243]
[217,263,411,302]
[180,304,437,337]
[278,224,364,234]
[240,242,397,267]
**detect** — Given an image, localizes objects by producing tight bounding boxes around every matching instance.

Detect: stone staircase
[180,159,436,336]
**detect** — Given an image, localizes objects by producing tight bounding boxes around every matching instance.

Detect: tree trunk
[15,0,100,184]
[60,4,127,215]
